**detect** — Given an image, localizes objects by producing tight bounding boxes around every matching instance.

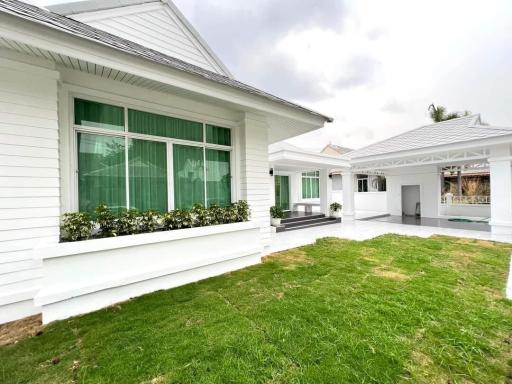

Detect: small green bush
[270,206,284,219]
[163,209,193,230]
[208,204,223,225]
[117,209,140,235]
[140,210,161,233]
[95,204,118,238]
[231,200,250,222]
[60,212,94,242]
[330,202,342,212]
[191,203,212,227]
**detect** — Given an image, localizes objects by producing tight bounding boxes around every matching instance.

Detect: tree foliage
[428,104,470,123]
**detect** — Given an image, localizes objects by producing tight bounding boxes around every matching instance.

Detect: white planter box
[34,221,262,324]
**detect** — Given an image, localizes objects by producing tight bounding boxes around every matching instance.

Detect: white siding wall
[0,58,60,323]
[240,114,271,248]
[386,166,440,218]
[71,3,228,76]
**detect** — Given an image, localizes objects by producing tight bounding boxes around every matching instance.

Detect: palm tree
[428,104,470,123]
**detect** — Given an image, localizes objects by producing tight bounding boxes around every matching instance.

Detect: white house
[0,0,332,324]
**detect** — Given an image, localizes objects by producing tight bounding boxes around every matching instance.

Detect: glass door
[274,175,290,211]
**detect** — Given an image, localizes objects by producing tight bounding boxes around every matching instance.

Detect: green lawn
[1,235,512,383]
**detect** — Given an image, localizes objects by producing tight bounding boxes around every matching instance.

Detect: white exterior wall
[439,204,490,218]
[240,114,271,247]
[0,57,60,323]
[386,166,440,218]
[333,191,387,213]
[69,2,229,76]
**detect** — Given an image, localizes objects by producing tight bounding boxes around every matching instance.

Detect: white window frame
[301,170,320,200]
[71,95,234,212]
[357,175,369,193]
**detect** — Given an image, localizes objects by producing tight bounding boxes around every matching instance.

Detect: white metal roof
[348,114,512,160]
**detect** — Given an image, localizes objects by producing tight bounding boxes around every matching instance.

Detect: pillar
[342,170,355,221]
[319,169,332,216]
[489,145,512,235]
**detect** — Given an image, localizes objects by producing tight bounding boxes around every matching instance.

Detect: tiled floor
[268,218,512,255]
[363,215,491,232]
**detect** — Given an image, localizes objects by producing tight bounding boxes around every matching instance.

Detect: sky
[36,0,512,151]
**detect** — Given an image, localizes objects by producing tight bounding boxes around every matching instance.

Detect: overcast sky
[37,0,512,150]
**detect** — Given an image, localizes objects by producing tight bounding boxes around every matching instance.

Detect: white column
[239,113,271,247]
[319,169,332,216]
[489,145,512,234]
[342,170,355,221]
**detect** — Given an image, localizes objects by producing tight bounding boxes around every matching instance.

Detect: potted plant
[270,206,284,226]
[330,202,342,218]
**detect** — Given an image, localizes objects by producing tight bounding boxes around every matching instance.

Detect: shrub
[117,209,140,235]
[60,212,94,242]
[163,209,193,230]
[208,204,223,225]
[191,203,212,227]
[330,202,342,212]
[270,205,284,219]
[95,204,118,238]
[231,200,250,222]
[140,210,161,233]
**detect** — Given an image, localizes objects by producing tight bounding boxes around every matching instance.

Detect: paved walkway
[268,219,512,254]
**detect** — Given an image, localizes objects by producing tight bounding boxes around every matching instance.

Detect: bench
[293,202,320,213]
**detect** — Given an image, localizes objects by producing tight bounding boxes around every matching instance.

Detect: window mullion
[124,107,130,210]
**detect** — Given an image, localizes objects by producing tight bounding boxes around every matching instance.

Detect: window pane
[302,177,307,199]
[173,144,205,209]
[206,125,231,146]
[129,139,167,212]
[206,149,231,207]
[75,99,124,131]
[78,133,126,214]
[129,109,203,142]
[312,178,320,198]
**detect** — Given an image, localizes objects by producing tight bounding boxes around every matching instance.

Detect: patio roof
[270,142,350,171]
[347,114,512,161]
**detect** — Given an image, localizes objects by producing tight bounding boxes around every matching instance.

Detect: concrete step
[284,217,335,228]
[282,218,341,231]
[281,214,325,224]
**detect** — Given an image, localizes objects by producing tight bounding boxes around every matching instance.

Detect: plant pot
[330,210,341,219]
[271,218,282,226]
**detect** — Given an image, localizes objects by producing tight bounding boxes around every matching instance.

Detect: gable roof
[47,0,233,77]
[0,0,333,123]
[321,143,353,156]
[348,114,512,160]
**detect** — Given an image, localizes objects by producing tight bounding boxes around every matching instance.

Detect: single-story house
[271,114,512,235]
[0,0,332,324]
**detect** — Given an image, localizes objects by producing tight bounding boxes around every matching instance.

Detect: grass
[1,234,512,383]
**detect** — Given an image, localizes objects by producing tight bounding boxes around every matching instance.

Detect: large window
[75,98,232,213]
[302,171,320,199]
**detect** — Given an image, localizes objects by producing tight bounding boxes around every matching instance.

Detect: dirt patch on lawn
[0,314,43,346]
[263,249,313,268]
[372,267,410,281]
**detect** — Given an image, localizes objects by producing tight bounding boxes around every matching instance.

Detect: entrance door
[402,185,421,216]
[275,175,290,211]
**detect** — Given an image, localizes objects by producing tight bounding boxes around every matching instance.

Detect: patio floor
[362,215,491,232]
[268,217,511,255]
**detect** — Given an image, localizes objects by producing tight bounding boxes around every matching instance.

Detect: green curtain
[206,149,231,207]
[78,133,126,214]
[173,144,205,209]
[275,175,289,210]
[129,109,203,142]
[75,99,124,131]
[206,125,231,146]
[312,178,320,198]
[128,139,167,212]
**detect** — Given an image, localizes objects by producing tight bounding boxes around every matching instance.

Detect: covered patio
[269,142,350,216]
[342,115,512,235]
